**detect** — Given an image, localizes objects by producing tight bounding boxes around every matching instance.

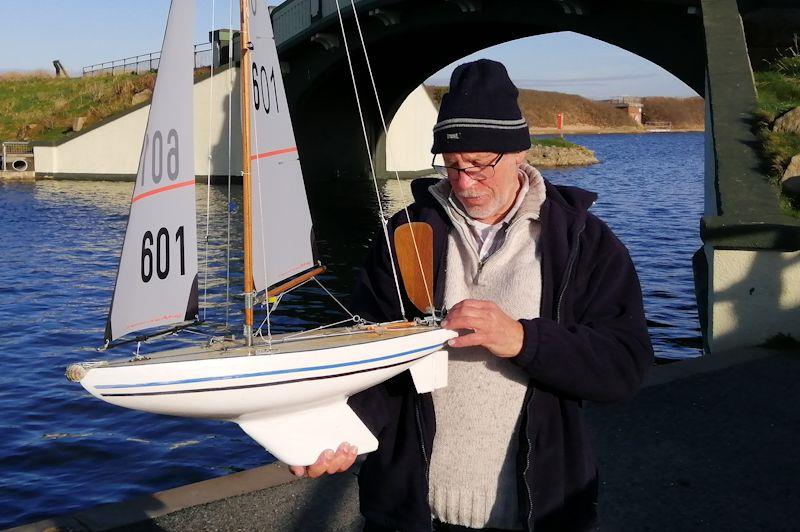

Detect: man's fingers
[443,301,500,331]
[297,442,358,478]
[443,315,484,334]
[445,306,485,321]
[448,332,487,349]
[450,299,494,312]
[289,465,306,477]
[337,444,358,473]
[443,299,522,357]
[326,443,356,474]
[325,451,346,475]
[306,448,334,478]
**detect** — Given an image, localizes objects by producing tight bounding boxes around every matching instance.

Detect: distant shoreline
[530,126,704,135]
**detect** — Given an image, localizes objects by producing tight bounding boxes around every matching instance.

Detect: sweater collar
[428,163,547,228]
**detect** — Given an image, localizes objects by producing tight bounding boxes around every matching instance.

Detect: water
[0,132,703,527]
[543,133,705,357]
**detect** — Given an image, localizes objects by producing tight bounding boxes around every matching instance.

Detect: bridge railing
[82,43,214,77]
[273,0,315,43]
[606,96,643,106]
[272,0,368,45]
[80,0,361,74]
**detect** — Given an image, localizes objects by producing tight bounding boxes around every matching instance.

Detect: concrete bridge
[271,0,800,353]
[273,0,707,179]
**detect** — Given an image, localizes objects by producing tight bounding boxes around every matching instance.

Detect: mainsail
[247,1,315,293]
[105,0,198,343]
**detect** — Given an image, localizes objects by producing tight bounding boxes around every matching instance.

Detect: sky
[0,0,698,100]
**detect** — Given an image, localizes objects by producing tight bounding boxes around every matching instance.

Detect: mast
[239,0,255,346]
[238,0,321,343]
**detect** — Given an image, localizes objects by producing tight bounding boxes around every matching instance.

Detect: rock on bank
[526,144,599,167]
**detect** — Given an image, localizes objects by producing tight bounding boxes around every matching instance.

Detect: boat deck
[102,324,440,367]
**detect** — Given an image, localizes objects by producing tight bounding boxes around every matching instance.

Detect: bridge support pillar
[698,0,800,353]
[703,247,800,353]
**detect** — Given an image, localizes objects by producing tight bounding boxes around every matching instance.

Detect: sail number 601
[251,62,280,115]
[141,226,186,282]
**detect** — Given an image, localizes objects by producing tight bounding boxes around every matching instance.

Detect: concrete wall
[33,67,429,180]
[385,86,437,173]
[34,106,149,176]
[34,68,243,179]
[708,248,800,353]
[197,68,243,178]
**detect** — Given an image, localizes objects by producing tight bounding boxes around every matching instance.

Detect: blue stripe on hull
[95,342,444,390]
[100,353,428,397]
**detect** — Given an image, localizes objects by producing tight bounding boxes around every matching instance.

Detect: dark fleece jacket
[348,177,653,532]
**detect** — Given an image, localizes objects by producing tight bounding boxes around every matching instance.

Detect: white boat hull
[71,326,455,465]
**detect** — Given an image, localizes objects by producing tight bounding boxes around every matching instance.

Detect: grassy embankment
[754,51,800,214]
[427,86,704,133]
[0,70,207,143]
[1,72,703,144]
[0,71,156,142]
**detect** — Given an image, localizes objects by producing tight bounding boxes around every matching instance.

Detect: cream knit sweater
[426,164,547,530]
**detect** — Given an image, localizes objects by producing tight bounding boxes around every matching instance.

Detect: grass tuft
[531,137,580,149]
[754,38,800,216]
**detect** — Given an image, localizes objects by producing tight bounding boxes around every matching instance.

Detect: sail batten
[105,0,198,343]
[246,2,316,293]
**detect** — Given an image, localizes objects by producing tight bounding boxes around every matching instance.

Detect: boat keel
[236,401,378,466]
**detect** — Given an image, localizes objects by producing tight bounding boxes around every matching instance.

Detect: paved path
[14,348,800,531]
[588,350,799,530]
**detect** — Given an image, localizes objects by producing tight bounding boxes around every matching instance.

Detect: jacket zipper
[523,388,537,532]
[556,222,585,323]
[415,398,433,531]
[523,221,585,531]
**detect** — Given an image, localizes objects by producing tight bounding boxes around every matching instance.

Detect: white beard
[455,193,501,221]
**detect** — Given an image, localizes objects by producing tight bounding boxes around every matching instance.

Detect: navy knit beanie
[431,59,531,154]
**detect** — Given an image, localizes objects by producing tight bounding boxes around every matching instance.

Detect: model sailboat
[67,0,454,466]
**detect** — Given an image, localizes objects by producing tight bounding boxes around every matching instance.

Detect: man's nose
[449,171,476,190]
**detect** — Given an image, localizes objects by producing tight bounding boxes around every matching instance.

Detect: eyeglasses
[431,153,504,181]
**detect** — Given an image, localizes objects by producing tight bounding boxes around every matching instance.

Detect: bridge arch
[275,0,704,179]
[375,30,702,177]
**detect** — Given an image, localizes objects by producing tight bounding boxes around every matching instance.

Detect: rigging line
[254,273,355,333]
[247,18,273,349]
[224,0,234,328]
[281,317,359,341]
[333,0,406,321]
[348,0,434,317]
[312,277,355,319]
[253,274,311,335]
[182,327,217,337]
[203,0,218,322]
[254,291,283,337]
[252,103,273,350]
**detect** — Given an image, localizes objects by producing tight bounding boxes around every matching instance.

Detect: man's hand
[441,299,524,358]
[288,442,358,478]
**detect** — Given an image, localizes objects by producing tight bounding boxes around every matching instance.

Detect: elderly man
[291,59,653,532]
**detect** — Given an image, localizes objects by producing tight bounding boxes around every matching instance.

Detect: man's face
[443,151,526,224]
